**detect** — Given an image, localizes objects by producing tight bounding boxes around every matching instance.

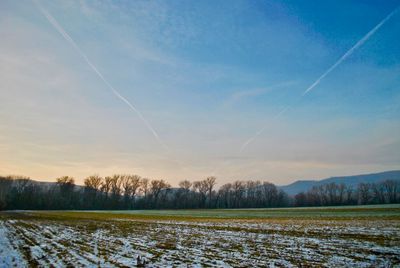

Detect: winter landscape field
[2,1,400,267]
[1,205,399,267]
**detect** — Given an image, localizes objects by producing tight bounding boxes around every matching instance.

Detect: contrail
[239,106,289,153]
[239,6,399,154]
[211,6,399,177]
[210,106,289,176]
[34,1,169,151]
[303,6,400,96]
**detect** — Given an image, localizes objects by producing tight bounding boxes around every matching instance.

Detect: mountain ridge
[279,170,400,195]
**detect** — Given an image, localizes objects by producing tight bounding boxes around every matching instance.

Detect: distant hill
[14,179,85,191]
[279,170,400,196]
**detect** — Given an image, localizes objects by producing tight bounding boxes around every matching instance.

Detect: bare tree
[261,182,278,207]
[121,175,132,196]
[307,186,322,206]
[372,182,386,204]
[346,186,354,204]
[102,176,112,195]
[358,183,371,205]
[84,175,103,191]
[338,183,346,205]
[205,177,217,207]
[0,176,13,210]
[56,176,76,208]
[232,181,245,208]
[218,183,232,208]
[326,183,337,204]
[382,180,398,203]
[110,175,123,197]
[245,180,261,207]
[179,180,192,191]
[56,176,75,192]
[193,180,208,208]
[121,175,141,208]
[129,175,141,198]
[140,178,150,198]
[178,180,193,208]
[84,175,103,209]
[149,179,170,207]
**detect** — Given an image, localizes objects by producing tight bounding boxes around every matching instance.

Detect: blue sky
[0,0,399,185]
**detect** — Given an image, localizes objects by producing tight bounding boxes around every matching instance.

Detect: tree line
[294,180,399,207]
[0,174,399,210]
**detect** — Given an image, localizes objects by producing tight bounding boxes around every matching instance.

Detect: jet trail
[239,6,399,154]
[239,106,289,153]
[210,106,289,176]
[210,6,399,177]
[34,1,169,151]
[303,6,400,96]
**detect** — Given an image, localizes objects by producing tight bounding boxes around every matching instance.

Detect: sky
[0,0,399,186]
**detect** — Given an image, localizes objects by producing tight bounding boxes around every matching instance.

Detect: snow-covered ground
[0,216,399,267]
[0,222,27,267]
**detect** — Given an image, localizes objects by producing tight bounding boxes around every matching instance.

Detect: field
[1,205,399,267]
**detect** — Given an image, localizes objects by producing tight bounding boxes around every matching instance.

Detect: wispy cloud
[239,5,400,153]
[223,81,296,108]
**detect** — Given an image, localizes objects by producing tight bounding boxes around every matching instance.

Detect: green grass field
[1,204,399,267]
[9,203,399,221]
